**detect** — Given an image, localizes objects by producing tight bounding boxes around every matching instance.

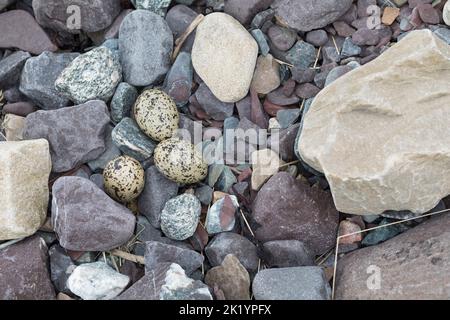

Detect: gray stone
[224,0,273,26]
[110,82,138,124]
[52,176,136,251]
[268,123,300,161]
[0,10,58,55]
[277,109,301,129]
[434,27,450,45]
[55,47,122,104]
[335,213,450,299]
[163,51,193,106]
[291,67,316,84]
[251,29,270,56]
[20,52,79,110]
[0,0,15,10]
[252,172,339,255]
[138,165,179,228]
[0,51,30,89]
[262,240,315,267]
[322,46,341,65]
[49,245,75,293]
[195,82,234,121]
[165,5,198,53]
[207,0,225,11]
[207,164,225,187]
[161,194,202,241]
[341,37,362,58]
[205,195,239,235]
[361,218,409,246]
[271,0,353,32]
[112,117,157,162]
[87,125,122,172]
[352,28,380,46]
[253,267,331,300]
[90,173,104,190]
[67,262,129,300]
[23,100,110,173]
[145,241,204,275]
[195,185,214,205]
[0,236,56,300]
[324,65,354,87]
[32,0,122,34]
[119,10,173,86]
[132,0,172,16]
[205,232,259,271]
[251,8,275,29]
[306,30,329,47]
[286,41,317,69]
[116,263,212,300]
[216,166,238,192]
[267,25,297,51]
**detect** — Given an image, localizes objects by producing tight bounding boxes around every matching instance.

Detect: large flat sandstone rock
[0,139,51,240]
[298,30,450,215]
[335,213,450,300]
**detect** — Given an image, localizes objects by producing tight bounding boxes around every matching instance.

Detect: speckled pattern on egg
[133,89,179,142]
[103,155,145,203]
[154,138,208,185]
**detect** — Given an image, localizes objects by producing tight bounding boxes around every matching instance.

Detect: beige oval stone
[251,54,281,95]
[298,30,450,215]
[0,139,51,240]
[192,12,258,103]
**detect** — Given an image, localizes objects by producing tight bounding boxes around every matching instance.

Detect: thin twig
[331,35,340,55]
[279,160,300,169]
[331,208,450,300]
[110,249,145,264]
[274,58,294,68]
[313,46,322,69]
[172,14,205,61]
[239,209,255,238]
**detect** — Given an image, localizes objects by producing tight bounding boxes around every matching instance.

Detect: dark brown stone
[0,236,56,300]
[225,0,274,26]
[2,101,37,117]
[252,172,339,254]
[336,213,450,299]
[0,10,57,55]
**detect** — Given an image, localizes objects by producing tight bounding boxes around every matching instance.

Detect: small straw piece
[110,249,145,265]
[239,209,255,238]
[331,36,340,55]
[274,58,294,68]
[172,14,205,61]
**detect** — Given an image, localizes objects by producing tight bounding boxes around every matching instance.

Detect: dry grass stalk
[172,14,205,61]
[239,209,255,238]
[110,249,145,265]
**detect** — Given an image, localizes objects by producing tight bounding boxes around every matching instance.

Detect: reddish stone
[250,89,269,129]
[2,101,37,117]
[416,4,440,24]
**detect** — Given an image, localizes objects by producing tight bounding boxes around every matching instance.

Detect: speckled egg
[133,89,179,142]
[103,156,145,203]
[154,138,208,185]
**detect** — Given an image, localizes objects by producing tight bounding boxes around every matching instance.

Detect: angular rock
[33,0,121,33]
[2,113,25,141]
[119,10,173,86]
[253,267,331,300]
[205,254,250,300]
[2,101,37,117]
[0,236,55,300]
[0,139,51,240]
[335,213,450,299]
[49,245,75,293]
[251,8,275,29]
[192,12,258,103]
[224,0,273,26]
[51,176,136,251]
[298,30,450,215]
[252,172,339,255]
[20,51,79,110]
[262,240,315,267]
[0,10,58,55]
[23,101,110,173]
[195,82,234,121]
[267,25,297,51]
[306,30,329,47]
[251,54,280,95]
[132,0,172,16]
[251,28,270,56]
[251,148,284,190]
[110,82,138,124]
[112,117,156,162]
[272,0,353,32]
[116,263,212,300]
[87,125,121,172]
[145,241,204,275]
[138,166,179,228]
[161,194,201,241]
[67,262,129,300]
[205,232,259,271]
[165,4,198,53]
[88,10,133,45]
[205,195,239,234]
[286,41,317,69]
[0,51,30,88]
[55,47,121,104]
[163,51,193,106]
[0,0,15,10]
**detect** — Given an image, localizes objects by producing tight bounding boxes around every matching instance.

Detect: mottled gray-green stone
[55,46,122,104]
[110,82,138,124]
[131,0,172,16]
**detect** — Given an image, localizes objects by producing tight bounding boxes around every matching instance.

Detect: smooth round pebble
[160,193,201,240]
[103,156,145,203]
[154,138,208,185]
[134,89,179,142]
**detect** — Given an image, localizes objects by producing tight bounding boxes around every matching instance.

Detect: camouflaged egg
[103,156,145,203]
[134,89,179,142]
[154,138,208,185]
